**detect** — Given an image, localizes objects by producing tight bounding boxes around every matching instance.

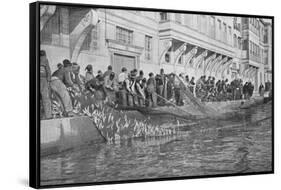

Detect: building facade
[40,5,272,92]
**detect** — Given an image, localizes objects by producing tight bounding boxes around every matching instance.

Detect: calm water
[41,103,272,186]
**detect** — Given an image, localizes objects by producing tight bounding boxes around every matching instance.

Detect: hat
[40,50,46,57]
[57,63,63,69]
[121,67,127,72]
[130,70,137,78]
[107,65,112,70]
[85,64,93,71]
[63,59,72,67]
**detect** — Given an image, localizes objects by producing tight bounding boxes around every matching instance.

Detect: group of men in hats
[40,48,193,120]
[40,49,264,119]
[40,50,77,119]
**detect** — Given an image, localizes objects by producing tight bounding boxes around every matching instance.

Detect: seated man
[85,74,106,101]
[51,59,76,117]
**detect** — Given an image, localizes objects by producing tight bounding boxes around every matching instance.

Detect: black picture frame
[30,1,274,188]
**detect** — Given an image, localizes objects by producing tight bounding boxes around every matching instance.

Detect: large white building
[40,5,272,92]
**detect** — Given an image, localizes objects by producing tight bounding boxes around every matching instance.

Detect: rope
[174,75,210,115]
[154,93,193,116]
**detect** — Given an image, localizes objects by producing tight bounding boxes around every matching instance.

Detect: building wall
[40,6,272,91]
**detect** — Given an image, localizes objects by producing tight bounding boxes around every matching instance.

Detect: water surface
[41,103,272,186]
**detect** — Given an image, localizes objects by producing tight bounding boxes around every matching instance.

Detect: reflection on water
[41,103,272,186]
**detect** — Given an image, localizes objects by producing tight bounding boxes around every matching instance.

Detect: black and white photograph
[34,1,273,188]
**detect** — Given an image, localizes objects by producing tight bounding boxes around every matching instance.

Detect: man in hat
[71,62,84,92]
[96,70,103,78]
[51,59,76,117]
[174,74,184,106]
[40,50,52,119]
[103,65,113,78]
[155,69,166,105]
[189,77,195,96]
[126,70,138,106]
[117,67,128,106]
[57,63,63,70]
[135,70,146,106]
[166,73,175,101]
[147,72,157,107]
[104,72,118,104]
[85,64,94,83]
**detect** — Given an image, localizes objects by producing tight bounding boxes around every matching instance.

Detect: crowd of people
[40,50,269,119]
[192,75,256,102]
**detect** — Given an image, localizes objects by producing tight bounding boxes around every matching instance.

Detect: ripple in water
[41,103,272,186]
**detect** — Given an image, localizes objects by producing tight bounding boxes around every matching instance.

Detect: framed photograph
[30,1,274,188]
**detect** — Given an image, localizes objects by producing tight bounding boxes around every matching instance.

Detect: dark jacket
[52,67,74,87]
[147,77,156,93]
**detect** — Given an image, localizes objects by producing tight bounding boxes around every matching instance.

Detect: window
[145,35,152,61]
[250,41,253,54]
[184,14,192,27]
[217,19,222,40]
[228,26,232,36]
[223,23,227,42]
[175,13,181,24]
[178,55,184,64]
[228,26,232,44]
[209,16,215,38]
[81,26,99,51]
[264,28,268,43]
[116,26,133,45]
[223,23,227,32]
[192,15,198,29]
[250,18,253,24]
[233,17,240,31]
[200,15,207,34]
[238,37,242,49]
[165,53,170,63]
[165,48,171,63]
[218,19,222,30]
[91,26,99,50]
[160,12,168,21]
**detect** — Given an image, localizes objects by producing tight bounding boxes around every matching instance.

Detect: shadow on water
[41,103,272,186]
